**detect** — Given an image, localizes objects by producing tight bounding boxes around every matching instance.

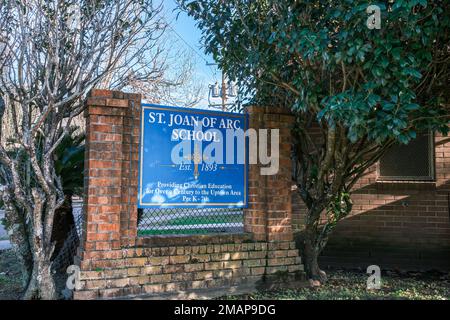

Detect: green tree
[180,0,449,282]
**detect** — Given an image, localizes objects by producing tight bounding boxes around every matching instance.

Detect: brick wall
[75,236,302,299]
[292,134,450,271]
[74,91,304,299]
[81,89,140,252]
[245,106,295,242]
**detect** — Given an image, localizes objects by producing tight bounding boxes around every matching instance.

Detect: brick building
[292,133,450,271]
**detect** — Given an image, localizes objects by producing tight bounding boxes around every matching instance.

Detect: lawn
[138,212,243,236]
[138,229,223,235]
[222,269,450,300]
[159,213,242,226]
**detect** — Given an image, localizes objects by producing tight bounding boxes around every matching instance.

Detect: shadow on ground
[220,267,450,300]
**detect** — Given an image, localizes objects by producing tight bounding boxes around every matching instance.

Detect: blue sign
[138,104,248,208]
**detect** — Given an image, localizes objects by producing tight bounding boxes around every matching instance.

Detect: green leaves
[54,127,85,196]
[403,68,422,79]
[391,47,402,61]
[181,0,449,144]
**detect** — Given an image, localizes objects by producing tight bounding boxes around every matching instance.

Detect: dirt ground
[223,268,450,300]
[1,248,449,300]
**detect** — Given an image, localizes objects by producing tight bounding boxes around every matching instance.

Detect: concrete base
[74,240,305,300]
[114,278,307,300]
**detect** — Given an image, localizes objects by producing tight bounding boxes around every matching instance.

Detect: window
[378,132,434,181]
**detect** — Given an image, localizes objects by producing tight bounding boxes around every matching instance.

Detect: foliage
[182,0,449,141]
[53,127,85,197]
[180,0,450,281]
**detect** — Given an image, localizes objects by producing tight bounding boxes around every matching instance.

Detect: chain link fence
[137,207,244,236]
[52,198,83,273]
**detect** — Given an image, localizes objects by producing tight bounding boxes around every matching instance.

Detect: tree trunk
[21,189,60,300]
[23,258,57,300]
[303,226,327,284]
[3,199,32,288]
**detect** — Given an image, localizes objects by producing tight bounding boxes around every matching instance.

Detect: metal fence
[52,199,83,273]
[137,207,244,236]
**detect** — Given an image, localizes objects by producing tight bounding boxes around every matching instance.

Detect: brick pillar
[119,93,141,247]
[81,89,141,258]
[244,106,294,242]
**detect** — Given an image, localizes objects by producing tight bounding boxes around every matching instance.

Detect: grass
[166,213,242,226]
[221,269,450,300]
[138,229,216,236]
[138,213,242,235]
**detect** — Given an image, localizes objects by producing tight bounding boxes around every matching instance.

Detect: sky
[160,0,221,108]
